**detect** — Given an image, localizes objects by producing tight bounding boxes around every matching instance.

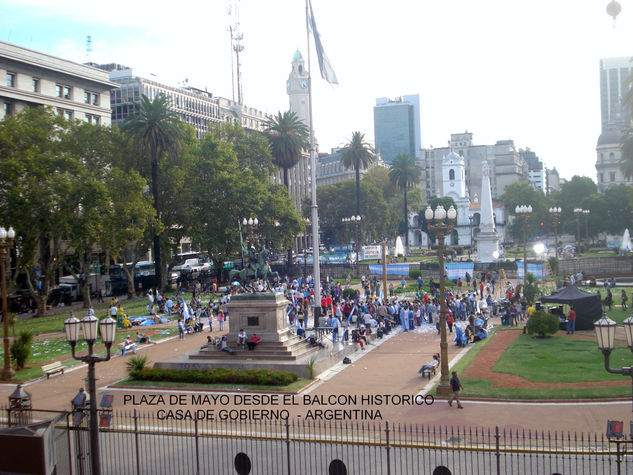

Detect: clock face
[300,79,308,89]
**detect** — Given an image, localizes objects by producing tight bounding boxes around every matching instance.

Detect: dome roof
[292,49,304,62]
[443,151,464,164]
[597,130,622,146]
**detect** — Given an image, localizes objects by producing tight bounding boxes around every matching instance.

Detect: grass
[113,377,313,393]
[450,331,633,400]
[456,379,632,399]
[493,333,631,383]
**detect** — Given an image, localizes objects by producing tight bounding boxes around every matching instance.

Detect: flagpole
[305,0,322,321]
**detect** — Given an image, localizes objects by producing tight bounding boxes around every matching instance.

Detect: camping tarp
[540,286,603,331]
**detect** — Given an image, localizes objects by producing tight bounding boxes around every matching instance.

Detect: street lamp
[515,205,532,282]
[595,314,633,413]
[1,226,15,381]
[549,207,561,258]
[573,208,583,250]
[583,209,590,242]
[425,204,457,396]
[65,314,117,475]
[342,215,361,264]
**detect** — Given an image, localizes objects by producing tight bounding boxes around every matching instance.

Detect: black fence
[2,408,633,474]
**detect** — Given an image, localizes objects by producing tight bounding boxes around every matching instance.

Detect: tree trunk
[283,167,292,275]
[80,253,92,309]
[123,265,135,299]
[404,188,409,252]
[36,296,46,319]
[151,152,164,291]
[283,168,289,188]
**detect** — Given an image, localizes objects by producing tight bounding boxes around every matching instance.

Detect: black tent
[540,286,603,331]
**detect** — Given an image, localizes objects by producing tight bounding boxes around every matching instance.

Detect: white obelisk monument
[476,161,500,263]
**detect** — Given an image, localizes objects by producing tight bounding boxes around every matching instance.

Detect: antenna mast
[227,0,245,105]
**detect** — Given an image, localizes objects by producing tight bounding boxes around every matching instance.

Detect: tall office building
[0,41,115,124]
[599,57,633,132]
[373,94,421,164]
[595,57,633,191]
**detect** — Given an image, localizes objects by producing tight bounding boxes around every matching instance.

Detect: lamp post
[574,208,583,250]
[515,205,532,282]
[65,314,117,475]
[241,217,259,247]
[549,207,561,258]
[342,215,361,264]
[595,314,633,413]
[425,204,457,396]
[583,209,590,243]
[1,226,15,381]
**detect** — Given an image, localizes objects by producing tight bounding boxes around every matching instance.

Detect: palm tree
[264,111,309,188]
[340,132,374,257]
[340,131,375,218]
[389,153,421,252]
[122,94,183,289]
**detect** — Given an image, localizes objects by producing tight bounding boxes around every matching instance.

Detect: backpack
[343,357,352,364]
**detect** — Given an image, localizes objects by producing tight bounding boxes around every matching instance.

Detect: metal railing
[1,408,632,474]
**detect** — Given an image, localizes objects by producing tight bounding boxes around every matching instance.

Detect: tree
[551,176,597,236]
[620,129,633,179]
[0,107,76,316]
[500,181,549,241]
[264,111,309,188]
[389,153,421,251]
[188,134,303,276]
[122,94,185,290]
[209,122,274,182]
[340,131,375,222]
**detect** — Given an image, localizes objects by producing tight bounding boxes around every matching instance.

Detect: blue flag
[308,0,338,85]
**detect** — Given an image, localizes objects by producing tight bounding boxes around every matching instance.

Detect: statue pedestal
[155,292,362,378]
[225,292,291,343]
[476,231,500,263]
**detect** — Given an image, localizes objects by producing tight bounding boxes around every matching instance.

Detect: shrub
[548,256,559,276]
[341,288,358,300]
[10,330,34,370]
[129,367,298,386]
[523,273,540,305]
[526,310,559,338]
[409,269,422,279]
[126,355,149,375]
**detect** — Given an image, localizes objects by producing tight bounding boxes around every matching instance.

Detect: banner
[368,264,410,276]
[444,263,475,280]
[517,262,549,279]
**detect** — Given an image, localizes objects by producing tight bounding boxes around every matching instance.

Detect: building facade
[418,132,528,201]
[101,64,270,138]
[316,148,386,187]
[595,57,633,191]
[0,41,116,124]
[373,94,421,164]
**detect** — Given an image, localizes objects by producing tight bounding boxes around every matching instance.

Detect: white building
[0,41,116,124]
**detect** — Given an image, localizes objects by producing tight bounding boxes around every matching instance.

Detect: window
[610,172,616,182]
[57,108,73,121]
[57,84,72,99]
[6,72,16,87]
[84,91,99,105]
[85,114,100,125]
[599,173,604,183]
[610,152,615,163]
[3,101,15,116]
[30,78,40,93]
[449,169,455,180]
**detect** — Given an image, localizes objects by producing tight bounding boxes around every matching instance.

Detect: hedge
[130,367,298,386]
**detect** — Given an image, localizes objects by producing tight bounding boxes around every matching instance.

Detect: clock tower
[287,49,310,128]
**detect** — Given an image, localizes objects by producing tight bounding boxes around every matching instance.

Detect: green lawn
[113,377,313,393]
[457,379,631,399]
[493,333,631,383]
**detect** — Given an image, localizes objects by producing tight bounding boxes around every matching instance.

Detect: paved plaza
[0,311,629,434]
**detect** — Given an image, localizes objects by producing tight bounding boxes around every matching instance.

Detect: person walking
[178,319,185,339]
[621,289,628,311]
[448,371,464,408]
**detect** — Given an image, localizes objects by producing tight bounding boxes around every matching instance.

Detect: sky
[1,0,632,181]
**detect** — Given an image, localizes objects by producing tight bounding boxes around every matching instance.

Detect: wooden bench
[420,361,439,379]
[42,361,64,379]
